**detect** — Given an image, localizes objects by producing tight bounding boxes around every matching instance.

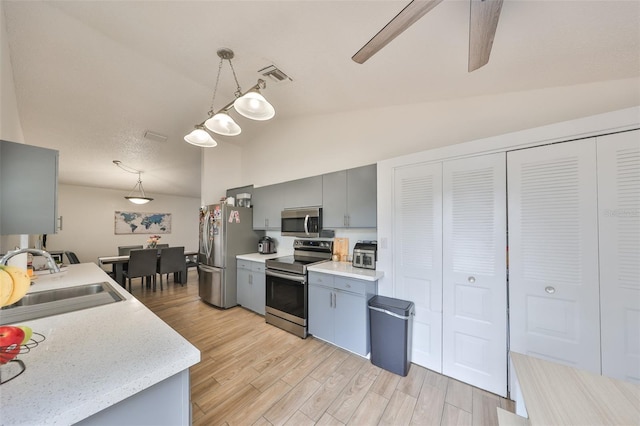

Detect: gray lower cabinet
[0,140,59,235]
[77,370,190,426]
[322,164,377,228]
[308,271,377,356]
[237,259,266,315]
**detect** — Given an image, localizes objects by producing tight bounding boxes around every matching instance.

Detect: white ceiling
[3,0,639,198]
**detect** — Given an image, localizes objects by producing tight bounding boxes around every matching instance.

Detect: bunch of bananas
[0,265,31,308]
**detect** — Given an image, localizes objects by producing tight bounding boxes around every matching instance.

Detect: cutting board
[333,238,349,261]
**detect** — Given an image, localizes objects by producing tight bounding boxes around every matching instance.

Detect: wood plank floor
[131,270,515,426]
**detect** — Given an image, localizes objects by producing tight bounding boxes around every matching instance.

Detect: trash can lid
[368,295,414,316]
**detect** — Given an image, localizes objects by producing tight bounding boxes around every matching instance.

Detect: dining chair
[118,245,143,256]
[118,245,143,274]
[156,246,186,289]
[123,249,158,292]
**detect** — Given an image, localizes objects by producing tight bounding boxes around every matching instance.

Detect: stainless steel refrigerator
[198,204,261,308]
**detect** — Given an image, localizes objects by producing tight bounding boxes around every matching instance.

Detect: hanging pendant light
[184,125,218,147]
[204,112,241,136]
[126,173,153,204]
[113,161,154,204]
[234,90,275,121]
[184,48,277,146]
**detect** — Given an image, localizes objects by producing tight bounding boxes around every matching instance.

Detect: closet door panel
[598,130,640,383]
[393,162,443,372]
[508,139,600,374]
[442,153,507,396]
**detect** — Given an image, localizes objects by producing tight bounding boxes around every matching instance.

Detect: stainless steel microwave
[281,207,322,238]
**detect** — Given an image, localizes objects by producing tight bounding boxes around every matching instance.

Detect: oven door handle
[266,269,307,284]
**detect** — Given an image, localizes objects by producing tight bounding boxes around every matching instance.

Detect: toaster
[352,241,377,270]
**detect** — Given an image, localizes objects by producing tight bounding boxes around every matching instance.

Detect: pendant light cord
[113,160,143,174]
[208,58,224,116]
[208,55,244,116]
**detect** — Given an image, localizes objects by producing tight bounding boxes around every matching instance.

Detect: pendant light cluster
[185,48,275,148]
[113,160,153,204]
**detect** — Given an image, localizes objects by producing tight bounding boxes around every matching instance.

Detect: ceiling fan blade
[468,0,503,72]
[352,0,445,64]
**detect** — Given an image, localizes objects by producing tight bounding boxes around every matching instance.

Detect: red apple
[0,326,25,364]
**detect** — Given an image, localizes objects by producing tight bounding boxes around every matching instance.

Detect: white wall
[0,2,26,254]
[231,77,639,188]
[200,77,638,254]
[45,184,200,269]
[201,140,242,205]
[0,1,24,144]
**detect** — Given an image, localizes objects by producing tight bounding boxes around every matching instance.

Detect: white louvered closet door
[393,162,443,372]
[508,139,600,374]
[597,130,640,383]
[442,153,507,396]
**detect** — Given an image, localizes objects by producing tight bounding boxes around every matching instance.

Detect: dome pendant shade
[126,196,152,205]
[184,127,218,147]
[204,112,242,136]
[233,92,275,121]
[125,175,153,204]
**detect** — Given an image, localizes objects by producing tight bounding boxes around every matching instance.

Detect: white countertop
[308,261,384,281]
[0,263,200,425]
[236,251,292,262]
[510,351,640,425]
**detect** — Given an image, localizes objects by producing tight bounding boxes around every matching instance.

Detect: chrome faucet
[0,248,61,273]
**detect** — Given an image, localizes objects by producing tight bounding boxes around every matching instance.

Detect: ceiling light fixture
[113,160,154,204]
[184,48,275,147]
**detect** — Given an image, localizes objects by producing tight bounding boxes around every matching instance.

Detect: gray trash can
[368,295,414,376]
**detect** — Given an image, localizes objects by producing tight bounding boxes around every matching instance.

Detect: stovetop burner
[266,239,333,275]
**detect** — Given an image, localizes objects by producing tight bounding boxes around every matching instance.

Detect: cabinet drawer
[252,263,265,273]
[237,260,252,270]
[309,272,334,287]
[334,277,367,295]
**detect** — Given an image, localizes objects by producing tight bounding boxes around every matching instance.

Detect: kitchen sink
[0,281,125,325]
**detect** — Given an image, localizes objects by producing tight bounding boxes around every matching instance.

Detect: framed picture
[114,211,171,235]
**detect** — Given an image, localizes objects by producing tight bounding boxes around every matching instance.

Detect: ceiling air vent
[259,65,292,83]
[143,131,167,143]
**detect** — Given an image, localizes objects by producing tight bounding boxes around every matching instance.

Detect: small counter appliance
[352,240,377,270]
[258,236,276,254]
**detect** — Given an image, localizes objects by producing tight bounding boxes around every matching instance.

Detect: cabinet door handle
[333,292,336,308]
[249,274,253,285]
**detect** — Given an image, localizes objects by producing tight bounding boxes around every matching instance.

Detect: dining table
[98,249,198,287]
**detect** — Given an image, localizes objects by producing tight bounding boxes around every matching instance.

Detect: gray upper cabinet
[0,140,59,235]
[322,164,377,228]
[252,164,377,230]
[283,175,322,209]
[252,175,322,230]
[253,184,283,230]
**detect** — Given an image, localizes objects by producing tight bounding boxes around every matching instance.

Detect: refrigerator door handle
[199,264,222,273]
[204,210,213,259]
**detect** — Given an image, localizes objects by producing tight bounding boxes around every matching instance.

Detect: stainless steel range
[265,239,333,338]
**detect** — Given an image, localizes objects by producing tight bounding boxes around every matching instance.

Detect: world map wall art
[114,211,172,235]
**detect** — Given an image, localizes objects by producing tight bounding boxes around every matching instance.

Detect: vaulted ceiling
[3,1,639,197]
